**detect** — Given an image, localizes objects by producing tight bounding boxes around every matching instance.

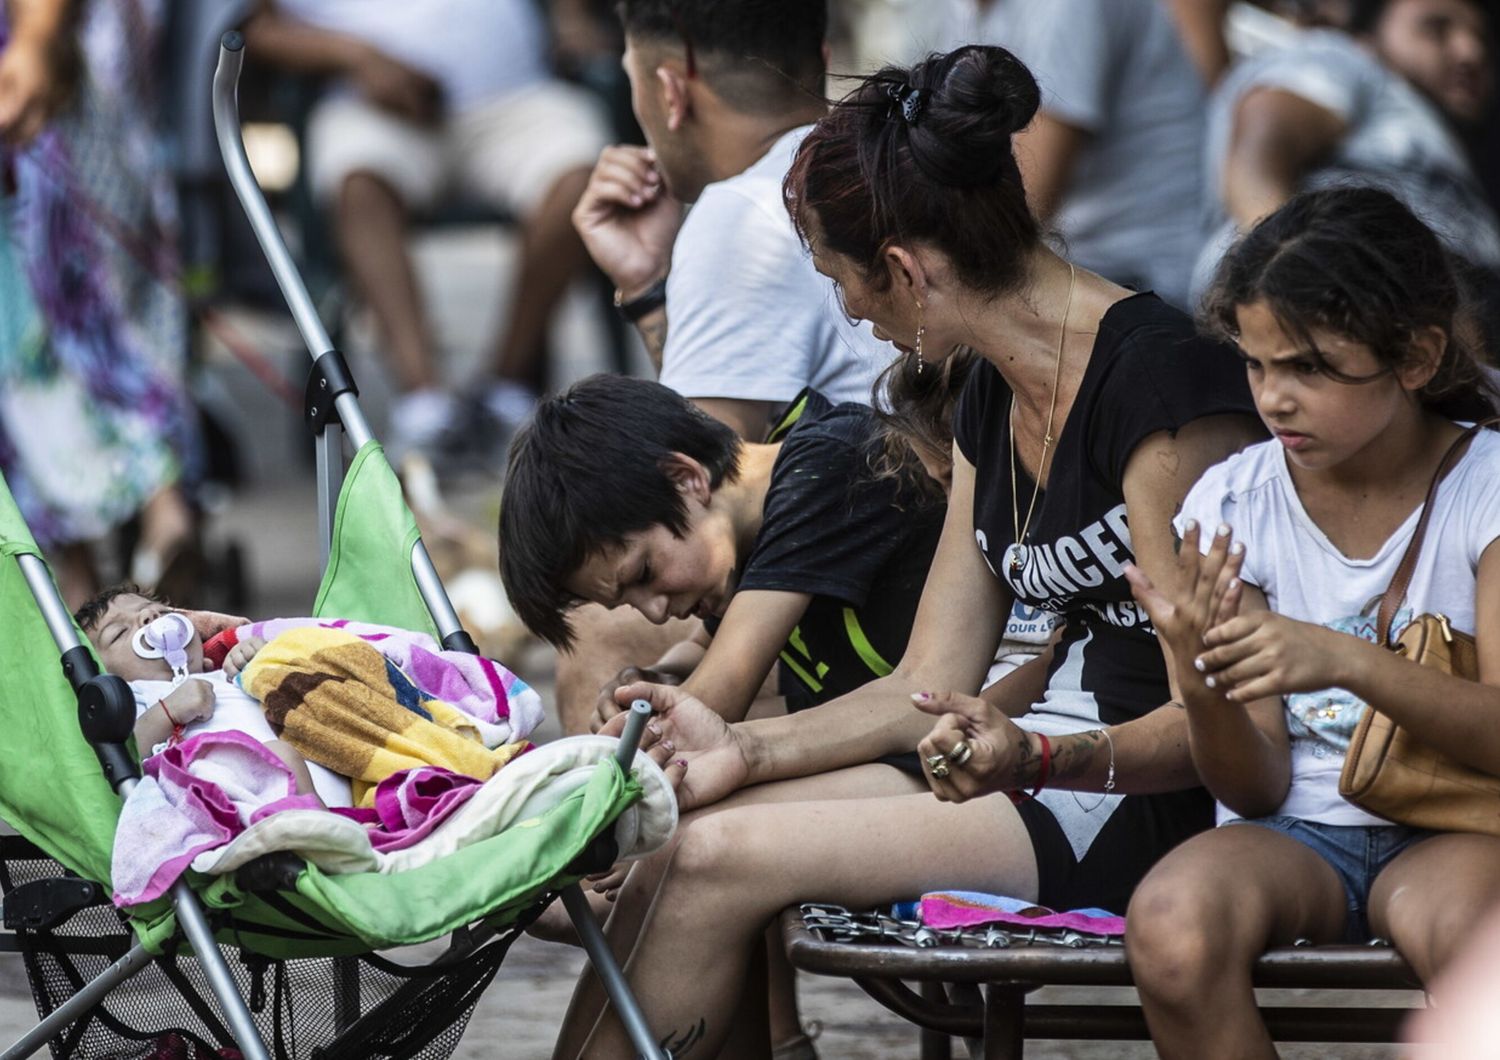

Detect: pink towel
[919,891,1126,936]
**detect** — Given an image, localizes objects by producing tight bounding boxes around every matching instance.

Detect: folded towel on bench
[918,891,1126,936]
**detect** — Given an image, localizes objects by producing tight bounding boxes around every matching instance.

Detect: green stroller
[0,32,670,1060]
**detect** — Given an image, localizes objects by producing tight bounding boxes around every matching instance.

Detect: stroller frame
[1,31,667,1060]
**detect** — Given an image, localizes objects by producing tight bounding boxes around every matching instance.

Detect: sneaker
[389,389,464,463]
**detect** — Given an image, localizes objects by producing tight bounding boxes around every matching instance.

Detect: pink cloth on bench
[920,891,1126,936]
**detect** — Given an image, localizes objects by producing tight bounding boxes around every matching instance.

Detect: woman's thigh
[665,788,1039,914]
[1369,832,1500,979]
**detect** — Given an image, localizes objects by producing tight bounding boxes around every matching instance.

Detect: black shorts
[1015,787,1214,913]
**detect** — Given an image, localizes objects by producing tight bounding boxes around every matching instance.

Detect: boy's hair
[616,0,827,112]
[499,374,742,649]
[1203,186,1500,422]
[74,583,158,636]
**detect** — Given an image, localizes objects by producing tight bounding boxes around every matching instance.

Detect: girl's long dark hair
[1203,186,1498,421]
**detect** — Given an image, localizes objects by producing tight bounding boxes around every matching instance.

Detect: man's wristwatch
[614,276,668,323]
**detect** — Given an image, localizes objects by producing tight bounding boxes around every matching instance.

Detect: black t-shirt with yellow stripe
[712,390,946,710]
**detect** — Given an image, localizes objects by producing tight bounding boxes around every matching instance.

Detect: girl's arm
[1199,538,1500,778]
[1039,414,1267,795]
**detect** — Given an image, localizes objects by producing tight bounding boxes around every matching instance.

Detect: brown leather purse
[1338,422,1500,835]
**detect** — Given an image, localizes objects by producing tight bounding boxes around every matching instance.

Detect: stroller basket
[2,836,521,1060]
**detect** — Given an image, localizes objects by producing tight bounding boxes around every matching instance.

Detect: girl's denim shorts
[1228,815,1433,941]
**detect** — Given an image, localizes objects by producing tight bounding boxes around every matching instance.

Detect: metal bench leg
[918,981,952,1060]
[981,985,1025,1060]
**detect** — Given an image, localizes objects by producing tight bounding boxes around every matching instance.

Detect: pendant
[1005,543,1029,578]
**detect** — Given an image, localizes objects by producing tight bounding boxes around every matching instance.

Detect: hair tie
[885,81,924,126]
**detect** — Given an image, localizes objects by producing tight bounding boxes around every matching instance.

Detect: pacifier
[132,612,195,684]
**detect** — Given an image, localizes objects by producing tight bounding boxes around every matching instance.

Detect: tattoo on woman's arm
[1050,729,1104,783]
[637,311,669,374]
[1010,730,1037,789]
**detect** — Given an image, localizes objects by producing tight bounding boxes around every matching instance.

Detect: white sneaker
[389,389,464,462]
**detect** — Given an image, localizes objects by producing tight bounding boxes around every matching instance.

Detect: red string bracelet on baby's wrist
[157,699,185,746]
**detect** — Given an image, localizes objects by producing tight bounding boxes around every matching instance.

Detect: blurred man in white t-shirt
[245,0,609,458]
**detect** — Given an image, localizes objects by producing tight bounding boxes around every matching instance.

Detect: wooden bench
[780,907,1425,1059]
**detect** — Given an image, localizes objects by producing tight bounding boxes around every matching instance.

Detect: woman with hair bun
[569,46,1265,1057]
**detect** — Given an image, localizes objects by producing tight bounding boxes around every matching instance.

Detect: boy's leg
[1126,823,1349,1060]
[1369,832,1500,982]
[553,605,698,735]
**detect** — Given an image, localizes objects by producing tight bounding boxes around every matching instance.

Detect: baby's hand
[164,678,215,725]
[222,635,269,679]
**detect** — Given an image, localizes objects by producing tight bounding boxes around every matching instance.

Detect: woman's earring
[914,303,926,376]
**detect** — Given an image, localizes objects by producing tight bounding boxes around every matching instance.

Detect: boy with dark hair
[499,374,944,729]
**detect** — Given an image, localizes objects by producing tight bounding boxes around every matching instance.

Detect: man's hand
[222,635,270,680]
[162,678,216,726]
[602,681,747,811]
[592,666,682,733]
[347,44,442,124]
[914,690,1039,803]
[0,32,67,145]
[572,145,683,295]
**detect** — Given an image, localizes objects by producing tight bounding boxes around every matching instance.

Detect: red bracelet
[1031,733,1053,798]
[157,699,186,746]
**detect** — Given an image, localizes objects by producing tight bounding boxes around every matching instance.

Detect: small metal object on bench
[783,905,1424,1060]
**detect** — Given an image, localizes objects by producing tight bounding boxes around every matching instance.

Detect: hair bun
[901,45,1039,189]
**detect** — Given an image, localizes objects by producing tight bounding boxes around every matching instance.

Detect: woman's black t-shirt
[708,390,946,712]
[953,293,1257,728]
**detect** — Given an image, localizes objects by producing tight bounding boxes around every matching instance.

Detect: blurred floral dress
[0,0,198,550]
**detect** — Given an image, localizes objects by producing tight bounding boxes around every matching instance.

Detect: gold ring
[946,740,973,768]
[926,754,951,780]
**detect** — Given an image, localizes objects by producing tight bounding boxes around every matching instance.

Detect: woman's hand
[1195,612,1350,702]
[0,31,68,145]
[602,682,748,811]
[913,690,1041,803]
[1125,520,1244,696]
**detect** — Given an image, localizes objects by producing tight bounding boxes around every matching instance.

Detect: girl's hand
[222,635,269,679]
[913,691,1039,803]
[1125,520,1244,689]
[1195,612,1349,702]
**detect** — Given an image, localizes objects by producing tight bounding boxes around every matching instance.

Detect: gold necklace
[1007,262,1076,580]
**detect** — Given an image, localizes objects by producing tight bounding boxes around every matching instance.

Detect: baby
[75,585,349,807]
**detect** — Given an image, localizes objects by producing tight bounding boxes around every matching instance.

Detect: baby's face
[86,594,206,680]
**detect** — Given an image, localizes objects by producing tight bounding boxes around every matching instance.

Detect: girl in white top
[1122,186,1500,1059]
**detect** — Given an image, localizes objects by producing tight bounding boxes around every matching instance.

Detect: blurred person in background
[934,0,1219,309]
[0,0,202,608]
[1192,0,1500,308]
[242,0,609,462]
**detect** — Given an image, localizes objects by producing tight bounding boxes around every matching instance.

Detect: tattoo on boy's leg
[660,1019,707,1056]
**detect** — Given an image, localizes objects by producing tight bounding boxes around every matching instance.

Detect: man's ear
[661,451,713,505]
[657,63,692,132]
[1398,325,1448,393]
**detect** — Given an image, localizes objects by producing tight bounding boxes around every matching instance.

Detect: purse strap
[1377,418,1500,645]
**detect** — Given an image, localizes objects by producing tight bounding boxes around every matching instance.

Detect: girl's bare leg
[1127,824,1348,1060]
[1369,832,1500,982]
[580,788,1035,1058]
[551,764,923,1060]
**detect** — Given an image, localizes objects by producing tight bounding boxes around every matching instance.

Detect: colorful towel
[112,735,680,906]
[918,891,1126,936]
[239,625,531,806]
